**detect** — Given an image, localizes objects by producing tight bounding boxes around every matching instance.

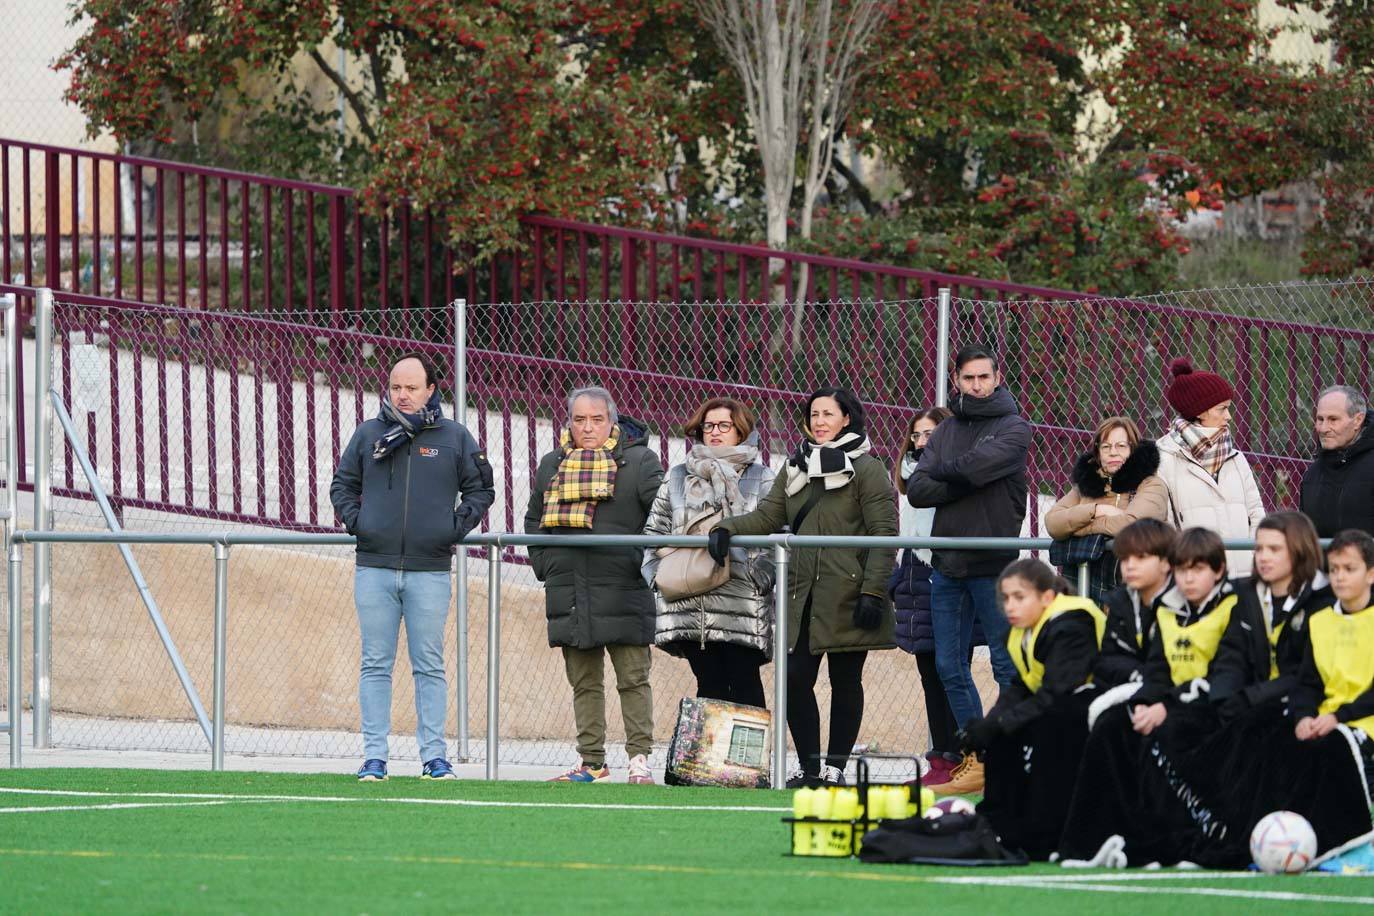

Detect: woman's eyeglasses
[702,421,735,433]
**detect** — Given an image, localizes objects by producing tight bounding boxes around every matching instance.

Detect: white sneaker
[627,754,653,785]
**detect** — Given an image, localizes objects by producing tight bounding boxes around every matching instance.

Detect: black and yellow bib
[1156,594,1235,685]
[1007,595,1106,693]
[1308,605,1374,734]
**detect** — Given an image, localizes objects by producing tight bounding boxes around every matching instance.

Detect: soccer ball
[1250,811,1317,874]
[924,797,976,819]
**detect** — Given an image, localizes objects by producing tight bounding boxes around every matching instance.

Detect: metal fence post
[486,541,501,781]
[32,287,53,748]
[1,294,15,553]
[935,288,951,408]
[453,297,470,762]
[7,541,21,767]
[1077,564,1090,600]
[212,542,229,772]
[771,540,789,790]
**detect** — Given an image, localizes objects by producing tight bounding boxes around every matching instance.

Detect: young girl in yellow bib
[961,558,1103,860]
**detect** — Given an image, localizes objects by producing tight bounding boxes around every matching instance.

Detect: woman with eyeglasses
[1045,416,1169,602]
[642,397,775,707]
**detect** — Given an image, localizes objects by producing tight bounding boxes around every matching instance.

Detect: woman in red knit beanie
[1153,358,1266,576]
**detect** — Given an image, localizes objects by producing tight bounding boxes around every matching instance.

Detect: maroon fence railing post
[44,150,60,289]
[329,195,345,317]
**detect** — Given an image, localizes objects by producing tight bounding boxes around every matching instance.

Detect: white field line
[0,786,790,813]
[0,800,256,815]
[931,878,1374,906]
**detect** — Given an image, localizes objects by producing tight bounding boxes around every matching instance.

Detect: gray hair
[1319,385,1367,417]
[567,386,618,424]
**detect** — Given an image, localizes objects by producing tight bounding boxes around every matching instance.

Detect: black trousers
[679,642,767,708]
[977,693,1092,860]
[789,606,868,775]
[916,648,966,756]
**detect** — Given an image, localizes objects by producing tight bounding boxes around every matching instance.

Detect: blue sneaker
[357,758,388,781]
[421,758,457,780]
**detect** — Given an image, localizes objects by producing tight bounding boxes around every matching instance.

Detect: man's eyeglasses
[702,421,735,433]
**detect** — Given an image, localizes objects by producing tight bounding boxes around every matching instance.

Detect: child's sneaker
[356,758,388,781]
[548,762,611,783]
[627,754,654,785]
[421,758,458,780]
[821,764,847,785]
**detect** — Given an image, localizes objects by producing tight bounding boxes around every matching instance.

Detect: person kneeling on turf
[960,558,1104,860]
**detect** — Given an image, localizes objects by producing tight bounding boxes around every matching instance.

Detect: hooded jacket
[1301,411,1374,538]
[1044,441,1170,539]
[1134,579,1262,706]
[1093,582,1167,687]
[906,387,1031,578]
[524,416,666,649]
[642,435,776,656]
[330,408,495,571]
[1154,433,1265,577]
[1210,573,1332,710]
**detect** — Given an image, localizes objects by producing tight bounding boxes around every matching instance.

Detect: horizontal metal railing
[5,531,1265,783]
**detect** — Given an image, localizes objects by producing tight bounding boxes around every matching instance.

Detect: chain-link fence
[22,278,1374,771]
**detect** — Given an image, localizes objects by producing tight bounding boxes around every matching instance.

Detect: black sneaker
[785,770,821,789]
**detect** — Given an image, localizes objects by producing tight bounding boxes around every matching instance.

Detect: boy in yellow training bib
[960,558,1103,860]
[1293,529,1374,746]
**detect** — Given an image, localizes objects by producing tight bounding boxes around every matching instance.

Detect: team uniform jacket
[1291,601,1374,734]
[1210,574,1333,710]
[1134,579,1261,706]
[1093,582,1167,687]
[985,594,1105,734]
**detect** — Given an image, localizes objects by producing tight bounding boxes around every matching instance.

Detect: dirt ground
[39,543,995,755]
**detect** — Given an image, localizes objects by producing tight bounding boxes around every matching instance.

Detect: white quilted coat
[1154,434,1266,577]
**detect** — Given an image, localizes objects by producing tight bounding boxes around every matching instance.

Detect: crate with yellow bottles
[783,757,936,858]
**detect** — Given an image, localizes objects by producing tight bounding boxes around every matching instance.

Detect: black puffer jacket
[1301,412,1374,537]
[524,417,666,649]
[906,387,1031,578]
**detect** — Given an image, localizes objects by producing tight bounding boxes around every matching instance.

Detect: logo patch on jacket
[419,447,439,458]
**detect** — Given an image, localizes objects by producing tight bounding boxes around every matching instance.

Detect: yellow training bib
[1156,594,1235,685]
[1007,594,1106,693]
[1308,605,1374,734]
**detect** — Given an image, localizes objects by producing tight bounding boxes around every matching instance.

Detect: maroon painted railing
[1,136,1359,533]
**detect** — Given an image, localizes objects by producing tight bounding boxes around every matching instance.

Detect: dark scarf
[1072,441,1160,499]
[372,390,442,460]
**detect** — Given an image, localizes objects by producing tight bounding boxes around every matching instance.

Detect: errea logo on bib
[419,447,439,458]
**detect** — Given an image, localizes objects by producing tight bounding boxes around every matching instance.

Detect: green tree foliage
[57,0,1373,288]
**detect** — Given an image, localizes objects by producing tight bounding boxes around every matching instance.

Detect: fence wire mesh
[31,277,1374,771]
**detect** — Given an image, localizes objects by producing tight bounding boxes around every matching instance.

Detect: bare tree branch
[308,48,378,145]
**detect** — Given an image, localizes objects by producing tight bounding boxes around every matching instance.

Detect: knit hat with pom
[1164,358,1235,420]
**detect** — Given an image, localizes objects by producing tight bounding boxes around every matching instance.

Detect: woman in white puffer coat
[1154,358,1266,576]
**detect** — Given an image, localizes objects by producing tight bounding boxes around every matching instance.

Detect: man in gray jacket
[525,386,665,784]
[331,352,495,782]
[907,345,1030,794]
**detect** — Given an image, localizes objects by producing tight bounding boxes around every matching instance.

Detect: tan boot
[930,754,984,796]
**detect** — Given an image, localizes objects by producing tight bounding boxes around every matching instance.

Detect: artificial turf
[0,769,1368,914]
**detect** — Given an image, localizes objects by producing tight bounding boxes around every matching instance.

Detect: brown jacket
[1045,441,1169,539]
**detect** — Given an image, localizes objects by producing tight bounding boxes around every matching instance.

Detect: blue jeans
[355,567,452,762]
[929,571,1016,728]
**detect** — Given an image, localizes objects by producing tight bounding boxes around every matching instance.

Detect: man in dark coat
[331,351,495,782]
[1301,385,1374,537]
[906,344,1030,795]
[525,386,665,784]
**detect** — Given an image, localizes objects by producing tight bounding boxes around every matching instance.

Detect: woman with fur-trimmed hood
[1045,416,1170,601]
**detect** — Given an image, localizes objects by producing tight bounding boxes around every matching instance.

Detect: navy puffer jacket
[888,548,986,656]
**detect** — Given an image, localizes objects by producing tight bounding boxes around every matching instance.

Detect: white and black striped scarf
[784,430,872,496]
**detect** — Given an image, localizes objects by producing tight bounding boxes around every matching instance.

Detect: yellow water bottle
[829,788,857,856]
[792,788,814,855]
[810,785,833,854]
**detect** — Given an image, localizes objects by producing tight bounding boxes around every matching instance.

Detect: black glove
[707,527,732,567]
[958,716,1000,753]
[853,593,884,631]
